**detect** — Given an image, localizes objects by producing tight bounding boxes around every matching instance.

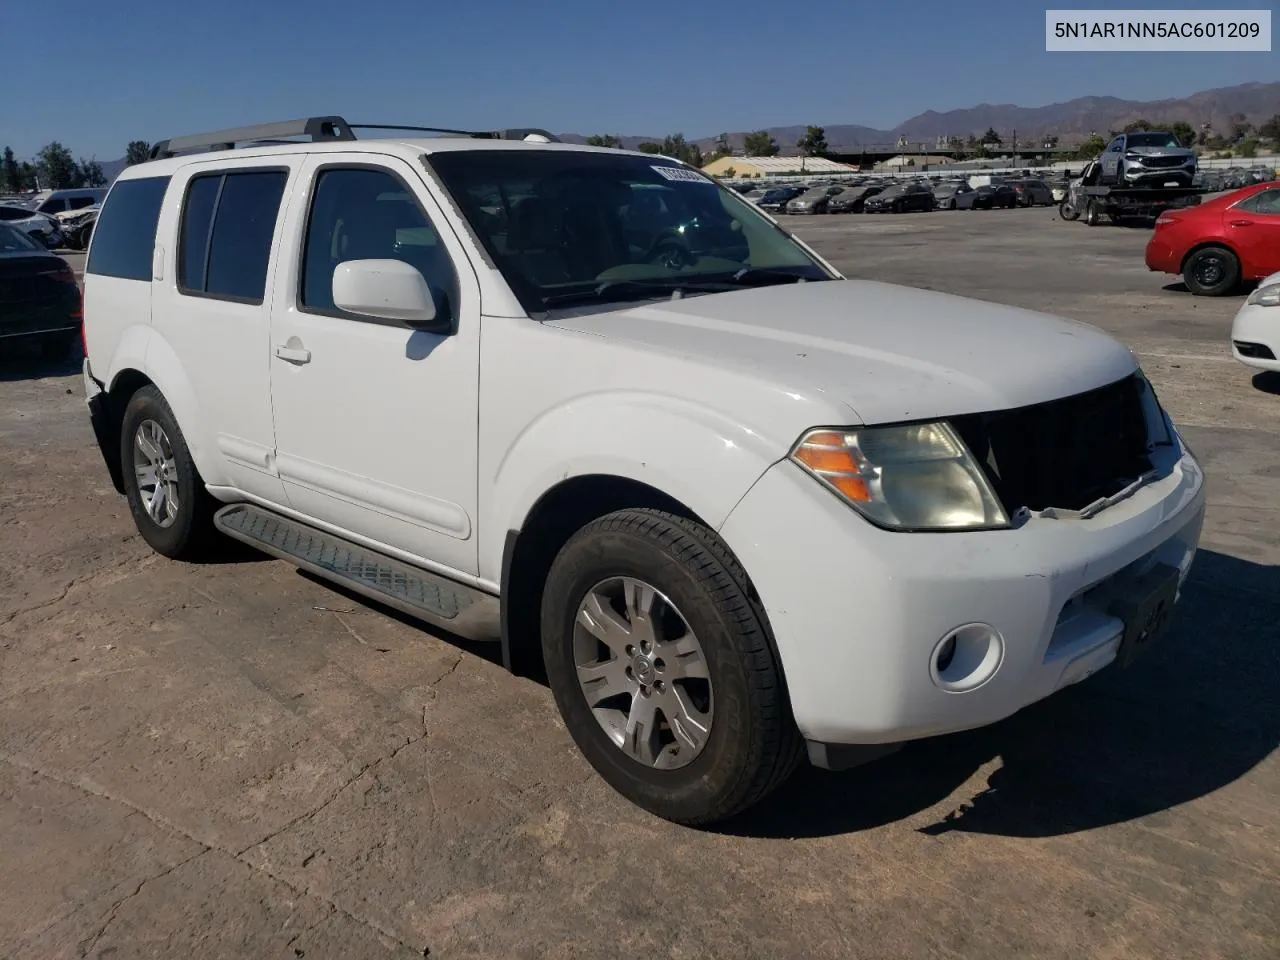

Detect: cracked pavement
[2,209,1277,959]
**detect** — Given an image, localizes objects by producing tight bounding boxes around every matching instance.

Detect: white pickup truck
[81,117,1205,824]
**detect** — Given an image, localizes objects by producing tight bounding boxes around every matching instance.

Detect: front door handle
[1229,219,1253,227]
[275,343,311,364]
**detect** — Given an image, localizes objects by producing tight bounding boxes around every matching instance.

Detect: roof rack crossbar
[150,117,354,159]
[150,116,559,160]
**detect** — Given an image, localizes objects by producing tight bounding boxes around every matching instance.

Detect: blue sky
[7,0,1275,160]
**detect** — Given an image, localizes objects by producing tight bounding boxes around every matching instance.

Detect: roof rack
[149,116,560,159]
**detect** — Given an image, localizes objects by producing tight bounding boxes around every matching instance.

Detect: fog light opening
[931,623,1004,693]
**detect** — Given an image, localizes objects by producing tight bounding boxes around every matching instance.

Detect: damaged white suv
[81,117,1205,824]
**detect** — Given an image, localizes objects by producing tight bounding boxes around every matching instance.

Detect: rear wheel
[540,509,802,825]
[119,386,218,560]
[1182,246,1240,297]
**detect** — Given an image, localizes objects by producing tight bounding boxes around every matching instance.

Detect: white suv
[81,117,1206,824]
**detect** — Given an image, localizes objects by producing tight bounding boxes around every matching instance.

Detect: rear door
[150,155,303,503]
[1226,186,1280,279]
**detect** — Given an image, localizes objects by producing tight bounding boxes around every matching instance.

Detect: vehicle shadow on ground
[294,569,506,668]
[0,345,82,383]
[1251,372,1280,396]
[720,549,1279,840]
[1160,281,1252,298]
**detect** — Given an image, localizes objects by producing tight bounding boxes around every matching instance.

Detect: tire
[119,385,218,560]
[540,508,803,825]
[1085,200,1101,226]
[1059,199,1080,221]
[1182,246,1240,297]
[40,331,75,362]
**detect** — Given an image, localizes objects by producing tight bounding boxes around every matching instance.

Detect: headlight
[790,423,1009,531]
[1246,285,1280,307]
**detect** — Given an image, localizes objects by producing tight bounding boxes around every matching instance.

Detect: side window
[85,177,170,281]
[1109,139,1124,153]
[300,167,458,321]
[177,170,287,304]
[1244,189,1280,216]
[40,199,67,214]
[69,196,97,210]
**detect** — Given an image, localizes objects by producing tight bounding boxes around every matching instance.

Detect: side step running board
[214,503,500,642]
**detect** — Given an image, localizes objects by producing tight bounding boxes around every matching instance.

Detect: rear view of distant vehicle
[1145,182,1280,296]
[969,184,1018,210]
[1010,179,1054,206]
[1231,271,1280,373]
[1098,132,1197,188]
[827,184,883,213]
[863,182,933,213]
[0,223,82,360]
[0,204,63,249]
[757,186,802,213]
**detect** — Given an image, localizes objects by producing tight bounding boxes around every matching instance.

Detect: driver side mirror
[332,259,451,334]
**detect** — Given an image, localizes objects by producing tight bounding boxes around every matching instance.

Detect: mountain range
[558,81,1280,154]
[89,81,1279,180]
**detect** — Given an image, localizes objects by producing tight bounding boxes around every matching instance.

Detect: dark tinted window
[205,171,287,302]
[0,223,38,252]
[178,175,221,293]
[301,167,458,320]
[1237,188,1280,215]
[86,176,169,281]
[0,206,31,221]
[68,196,98,210]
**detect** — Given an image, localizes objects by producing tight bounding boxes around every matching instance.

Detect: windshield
[1126,133,1181,149]
[0,223,38,252]
[428,150,831,313]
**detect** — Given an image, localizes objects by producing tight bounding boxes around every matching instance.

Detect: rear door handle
[1229,219,1253,227]
[275,343,311,364]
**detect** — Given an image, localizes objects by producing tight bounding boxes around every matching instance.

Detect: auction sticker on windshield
[652,166,713,183]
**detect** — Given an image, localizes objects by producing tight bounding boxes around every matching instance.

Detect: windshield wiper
[728,267,824,285]
[540,277,736,309]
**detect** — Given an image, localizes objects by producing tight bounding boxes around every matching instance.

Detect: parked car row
[742,173,1065,216]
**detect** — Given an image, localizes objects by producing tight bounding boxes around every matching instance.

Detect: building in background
[700,155,858,178]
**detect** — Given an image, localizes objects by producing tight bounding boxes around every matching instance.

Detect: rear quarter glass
[86,177,171,281]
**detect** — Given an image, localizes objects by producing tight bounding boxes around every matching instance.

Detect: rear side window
[86,176,170,281]
[178,170,287,304]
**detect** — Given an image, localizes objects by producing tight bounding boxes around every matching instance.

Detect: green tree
[1076,133,1107,159]
[1168,121,1197,147]
[1122,118,1153,133]
[1,147,19,193]
[656,134,702,166]
[636,142,663,154]
[743,130,779,157]
[980,127,1002,146]
[585,134,622,148]
[37,142,80,189]
[1237,138,1259,159]
[797,125,828,157]
[125,140,153,165]
[18,161,38,191]
[80,159,107,187]
[722,166,737,178]
[1258,114,1280,142]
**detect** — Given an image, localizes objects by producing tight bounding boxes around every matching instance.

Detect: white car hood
[546,279,1138,425]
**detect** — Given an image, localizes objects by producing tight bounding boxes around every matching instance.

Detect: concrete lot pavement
[2,207,1277,959]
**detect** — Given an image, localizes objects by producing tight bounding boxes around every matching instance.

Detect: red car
[1145,182,1280,295]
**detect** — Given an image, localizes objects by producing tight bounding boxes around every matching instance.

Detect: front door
[1225,186,1280,279]
[1100,138,1124,183]
[267,155,481,575]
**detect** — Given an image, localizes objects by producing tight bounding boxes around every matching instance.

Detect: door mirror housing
[331,259,450,333]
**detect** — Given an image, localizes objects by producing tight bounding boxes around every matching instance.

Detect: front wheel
[541,509,802,825]
[1059,199,1080,221]
[120,385,218,560]
[1182,246,1240,296]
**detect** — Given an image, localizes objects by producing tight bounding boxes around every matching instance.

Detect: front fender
[479,391,784,583]
[104,326,224,488]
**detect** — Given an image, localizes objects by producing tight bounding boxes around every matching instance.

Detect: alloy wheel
[132,419,181,528]
[573,577,713,770]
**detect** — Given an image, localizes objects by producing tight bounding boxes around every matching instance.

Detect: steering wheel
[644,233,695,269]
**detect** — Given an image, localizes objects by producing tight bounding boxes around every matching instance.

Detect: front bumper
[1230,301,1280,372]
[720,446,1205,747]
[1123,165,1195,187]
